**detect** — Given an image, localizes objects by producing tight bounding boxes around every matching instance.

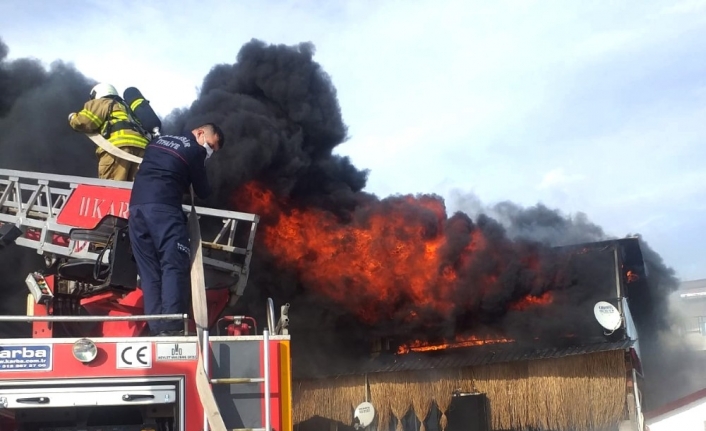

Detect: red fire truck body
[0,168,292,431]
[0,336,291,431]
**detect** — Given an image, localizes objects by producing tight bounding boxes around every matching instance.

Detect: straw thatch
[293,375,366,424]
[293,350,627,431]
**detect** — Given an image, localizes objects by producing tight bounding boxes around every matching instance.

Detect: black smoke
[164,39,369,216]
[0,39,96,174]
[451,194,687,409]
[0,37,685,408]
[0,38,97,337]
[162,40,684,410]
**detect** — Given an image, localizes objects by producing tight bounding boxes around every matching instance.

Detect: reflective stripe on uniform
[79,109,102,127]
[111,110,131,121]
[109,130,149,149]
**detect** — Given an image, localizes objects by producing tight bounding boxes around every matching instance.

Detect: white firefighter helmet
[89,83,118,100]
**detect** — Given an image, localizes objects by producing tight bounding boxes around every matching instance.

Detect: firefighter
[128,123,225,336]
[68,83,149,181]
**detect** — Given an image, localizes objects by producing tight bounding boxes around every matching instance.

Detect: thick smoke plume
[164,40,368,215]
[0,37,687,408]
[450,192,691,408]
[0,39,96,174]
[0,38,96,337]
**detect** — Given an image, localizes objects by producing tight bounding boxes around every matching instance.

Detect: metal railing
[205,298,277,431]
[0,314,191,333]
[0,168,260,297]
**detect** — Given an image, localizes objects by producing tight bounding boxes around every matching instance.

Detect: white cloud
[661,0,706,14]
[537,168,586,191]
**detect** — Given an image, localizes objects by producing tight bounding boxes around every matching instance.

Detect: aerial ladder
[0,165,292,431]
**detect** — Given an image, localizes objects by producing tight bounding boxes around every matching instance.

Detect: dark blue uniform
[129,133,210,335]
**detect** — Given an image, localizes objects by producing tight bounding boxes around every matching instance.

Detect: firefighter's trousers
[128,203,191,334]
[96,146,145,181]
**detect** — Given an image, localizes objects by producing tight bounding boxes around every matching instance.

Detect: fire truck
[0,167,292,431]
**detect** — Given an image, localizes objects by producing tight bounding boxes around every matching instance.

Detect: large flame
[235,182,559,328]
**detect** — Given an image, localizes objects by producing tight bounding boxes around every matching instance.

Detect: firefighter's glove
[68,113,76,122]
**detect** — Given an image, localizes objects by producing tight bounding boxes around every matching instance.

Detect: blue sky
[1,0,705,281]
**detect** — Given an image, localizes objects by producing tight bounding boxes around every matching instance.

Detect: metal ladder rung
[204,327,272,431]
[210,377,265,385]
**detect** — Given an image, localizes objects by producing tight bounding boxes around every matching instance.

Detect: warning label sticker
[156,342,198,361]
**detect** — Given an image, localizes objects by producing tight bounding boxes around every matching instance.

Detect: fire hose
[87,134,228,431]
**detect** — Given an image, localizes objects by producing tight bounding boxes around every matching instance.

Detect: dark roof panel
[293,339,635,379]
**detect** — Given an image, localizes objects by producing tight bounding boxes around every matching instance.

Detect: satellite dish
[594,301,622,331]
[353,401,376,429]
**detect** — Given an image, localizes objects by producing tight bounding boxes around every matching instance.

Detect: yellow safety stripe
[111,110,130,121]
[79,109,102,127]
[109,130,148,149]
[130,98,145,111]
[279,340,293,431]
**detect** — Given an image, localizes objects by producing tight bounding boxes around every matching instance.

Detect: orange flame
[509,291,554,311]
[626,270,639,283]
[396,334,515,354]
[234,182,558,325]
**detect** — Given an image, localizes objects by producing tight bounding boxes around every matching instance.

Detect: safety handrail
[266,298,276,334]
[0,168,260,298]
[263,298,274,431]
[206,300,274,431]
[0,313,191,333]
[0,314,188,322]
[264,328,271,431]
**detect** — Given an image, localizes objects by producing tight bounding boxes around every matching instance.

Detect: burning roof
[293,339,635,379]
[283,237,646,379]
[0,39,680,407]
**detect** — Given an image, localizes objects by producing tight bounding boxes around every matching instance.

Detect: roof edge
[644,387,706,421]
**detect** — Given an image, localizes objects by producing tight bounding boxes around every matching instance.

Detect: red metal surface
[227,322,252,336]
[0,339,285,431]
[32,275,54,339]
[82,290,148,337]
[0,341,201,429]
[56,184,132,229]
[22,230,70,247]
[34,280,229,338]
[261,339,283,430]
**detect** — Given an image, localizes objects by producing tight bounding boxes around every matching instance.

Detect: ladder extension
[0,168,259,298]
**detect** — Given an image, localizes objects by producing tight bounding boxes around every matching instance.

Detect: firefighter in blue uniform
[128,123,225,336]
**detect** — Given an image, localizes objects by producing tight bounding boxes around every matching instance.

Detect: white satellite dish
[594,301,622,331]
[354,401,376,429]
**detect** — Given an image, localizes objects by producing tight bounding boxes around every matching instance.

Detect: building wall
[672,279,706,351]
[647,279,706,408]
[646,399,706,431]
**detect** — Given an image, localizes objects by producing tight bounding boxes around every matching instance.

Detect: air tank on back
[123,87,162,137]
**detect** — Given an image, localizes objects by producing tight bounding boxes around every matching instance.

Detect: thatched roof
[293,349,629,431]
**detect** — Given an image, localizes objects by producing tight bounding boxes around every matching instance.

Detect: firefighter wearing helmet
[68,83,149,181]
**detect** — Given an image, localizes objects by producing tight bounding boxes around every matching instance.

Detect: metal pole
[0,314,188,322]
[210,377,264,384]
[203,328,210,431]
[266,298,275,333]
[263,328,271,431]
